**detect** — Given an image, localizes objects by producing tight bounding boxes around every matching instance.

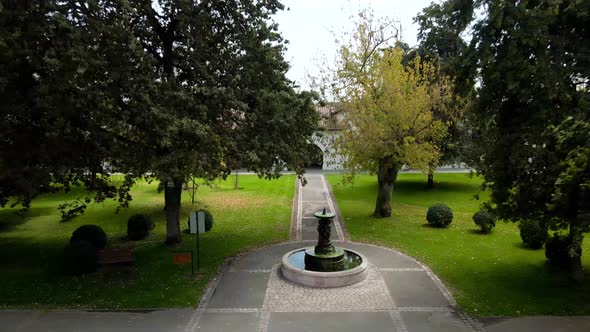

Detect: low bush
[472,210,496,233]
[127,214,154,240]
[70,224,107,249]
[426,203,453,228]
[63,240,98,275]
[545,234,581,268]
[518,219,546,249]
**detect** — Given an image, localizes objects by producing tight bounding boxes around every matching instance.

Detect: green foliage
[70,225,107,250]
[0,175,294,308]
[426,203,453,227]
[318,10,462,216]
[0,0,318,245]
[417,0,590,276]
[328,173,590,316]
[63,240,98,275]
[472,210,495,234]
[127,214,154,241]
[545,234,582,268]
[519,220,547,249]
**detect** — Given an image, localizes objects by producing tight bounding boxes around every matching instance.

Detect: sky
[273,0,435,90]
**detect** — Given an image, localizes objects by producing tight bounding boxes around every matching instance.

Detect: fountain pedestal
[281,207,368,287]
[304,210,346,271]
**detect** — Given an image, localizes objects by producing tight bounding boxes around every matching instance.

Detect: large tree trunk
[164,177,183,245]
[373,159,400,218]
[427,168,434,189]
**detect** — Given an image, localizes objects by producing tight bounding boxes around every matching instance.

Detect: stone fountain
[281,208,368,287]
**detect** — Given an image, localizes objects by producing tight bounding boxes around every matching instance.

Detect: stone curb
[323,175,350,241]
[289,177,300,242]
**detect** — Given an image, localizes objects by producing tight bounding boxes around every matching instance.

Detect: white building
[310,105,345,170]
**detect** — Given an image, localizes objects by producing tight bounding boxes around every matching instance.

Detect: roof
[317,103,344,131]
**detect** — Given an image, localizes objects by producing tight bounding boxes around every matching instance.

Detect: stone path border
[290,174,346,242]
[288,176,300,242]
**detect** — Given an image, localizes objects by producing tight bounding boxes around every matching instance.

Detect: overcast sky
[273,0,435,90]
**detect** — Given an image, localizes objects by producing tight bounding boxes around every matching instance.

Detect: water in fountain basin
[287,248,363,271]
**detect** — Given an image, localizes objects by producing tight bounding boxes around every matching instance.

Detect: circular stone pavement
[186,241,483,332]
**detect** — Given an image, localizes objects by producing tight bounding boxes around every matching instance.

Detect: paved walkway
[2,175,590,331]
[188,241,480,332]
[183,175,480,331]
[291,174,346,242]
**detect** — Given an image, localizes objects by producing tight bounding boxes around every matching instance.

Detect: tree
[416,0,590,278]
[0,0,153,216]
[402,48,467,188]
[414,1,476,188]
[323,12,459,217]
[0,0,318,245]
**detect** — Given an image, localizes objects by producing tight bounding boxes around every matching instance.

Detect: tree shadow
[467,229,491,235]
[421,223,450,229]
[394,179,479,193]
[0,207,54,233]
[513,241,544,251]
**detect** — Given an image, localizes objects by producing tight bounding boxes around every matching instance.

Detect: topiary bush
[426,203,453,228]
[545,234,580,268]
[127,214,154,240]
[473,210,496,233]
[63,240,98,275]
[518,219,546,249]
[70,224,107,249]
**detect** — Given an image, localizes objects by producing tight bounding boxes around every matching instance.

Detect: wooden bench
[97,248,134,266]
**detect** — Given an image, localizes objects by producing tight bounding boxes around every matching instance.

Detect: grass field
[327,173,590,317]
[0,175,295,309]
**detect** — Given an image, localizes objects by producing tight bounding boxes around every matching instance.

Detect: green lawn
[327,173,590,317]
[0,175,295,309]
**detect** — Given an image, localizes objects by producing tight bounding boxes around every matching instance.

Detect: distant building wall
[310,131,345,170]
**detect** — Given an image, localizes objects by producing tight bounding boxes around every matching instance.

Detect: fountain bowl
[281,247,368,287]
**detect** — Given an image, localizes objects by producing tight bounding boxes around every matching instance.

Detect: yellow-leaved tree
[326,12,460,217]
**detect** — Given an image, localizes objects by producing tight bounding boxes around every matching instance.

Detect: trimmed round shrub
[545,234,580,268]
[63,240,98,275]
[127,214,154,240]
[70,225,107,249]
[426,203,453,228]
[472,210,496,233]
[518,219,546,249]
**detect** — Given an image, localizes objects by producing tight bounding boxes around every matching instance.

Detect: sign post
[196,211,206,272]
[173,252,194,276]
[185,210,207,275]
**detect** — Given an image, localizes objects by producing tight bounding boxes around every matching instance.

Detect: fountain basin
[281,247,368,287]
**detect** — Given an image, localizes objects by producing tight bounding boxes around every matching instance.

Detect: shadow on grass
[465,259,590,315]
[514,241,545,251]
[467,229,492,235]
[0,207,55,232]
[421,223,451,229]
[395,179,480,193]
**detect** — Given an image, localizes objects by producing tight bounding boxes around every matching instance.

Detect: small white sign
[189,211,197,234]
[197,211,206,234]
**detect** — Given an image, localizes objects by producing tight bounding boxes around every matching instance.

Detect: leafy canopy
[0,0,318,218]
[322,11,459,175]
